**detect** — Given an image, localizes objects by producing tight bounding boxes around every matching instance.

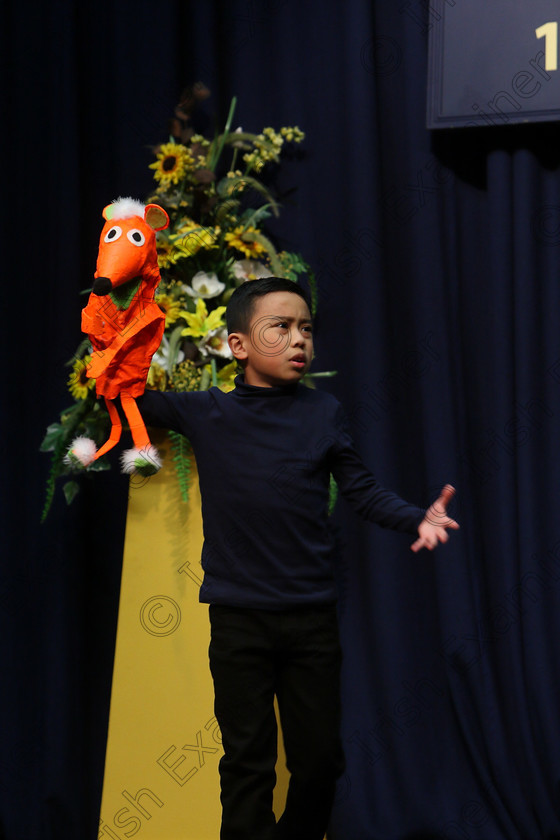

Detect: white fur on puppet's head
[106,197,146,221]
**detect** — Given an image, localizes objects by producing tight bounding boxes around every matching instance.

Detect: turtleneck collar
[232,374,300,397]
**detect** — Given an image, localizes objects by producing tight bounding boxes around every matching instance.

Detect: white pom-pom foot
[64,436,98,468]
[120,445,162,477]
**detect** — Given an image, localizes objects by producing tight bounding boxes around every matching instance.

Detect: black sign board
[427,0,560,128]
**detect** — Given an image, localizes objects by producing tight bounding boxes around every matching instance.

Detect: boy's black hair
[226,277,311,334]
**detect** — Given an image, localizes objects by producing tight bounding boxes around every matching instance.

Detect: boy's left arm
[410,484,459,553]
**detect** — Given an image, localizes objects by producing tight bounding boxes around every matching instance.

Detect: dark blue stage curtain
[4,1,560,838]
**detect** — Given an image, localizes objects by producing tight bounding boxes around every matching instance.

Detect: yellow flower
[242,152,266,172]
[205,361,238,392]
[170,360,203,392]
[280,126,305,143]
[146,362,168,391]
[225,226,267,259]
[171,221,220,257]
[149,142,192,188]
[68,355,95,400]
[179,298,227,338]
[190,134,211,149]
[155,235,176,269]
[155,292,182,326]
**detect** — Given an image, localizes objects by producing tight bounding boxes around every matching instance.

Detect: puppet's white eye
[127,229,145,247]
[104,225,122,243]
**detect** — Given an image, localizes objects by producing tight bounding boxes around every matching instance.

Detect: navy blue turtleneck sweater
[138,377,425,609]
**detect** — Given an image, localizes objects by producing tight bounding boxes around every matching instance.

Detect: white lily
[232,259,271,284]
[183,271,226,299]
[197,327,233,359]
[152,334,185,373]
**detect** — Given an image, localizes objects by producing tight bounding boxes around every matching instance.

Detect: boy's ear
[228,332,249,361]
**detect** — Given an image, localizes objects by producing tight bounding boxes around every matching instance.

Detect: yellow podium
[98,432,289,840]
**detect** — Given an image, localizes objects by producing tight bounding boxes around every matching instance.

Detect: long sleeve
[137,389,207,438]
[329,405,425,535]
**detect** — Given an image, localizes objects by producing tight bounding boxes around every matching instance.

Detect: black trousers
[208,604,345,840]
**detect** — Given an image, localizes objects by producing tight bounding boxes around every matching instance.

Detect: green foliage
[168,431,193,504]
[40,392,110,522]
[328,474,339,516]
[63,481,80,506]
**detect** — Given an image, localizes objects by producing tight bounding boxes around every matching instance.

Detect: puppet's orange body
[83,209,166,399]
[68,198,169,473]
[83,294,164,398]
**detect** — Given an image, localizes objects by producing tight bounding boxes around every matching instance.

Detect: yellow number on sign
[536,21,558,72]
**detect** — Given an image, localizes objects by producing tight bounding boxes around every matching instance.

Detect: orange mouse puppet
[67,197,169,475]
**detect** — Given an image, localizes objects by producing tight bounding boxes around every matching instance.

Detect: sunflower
[224,226,267,259]
[149,142,193,188]
[155,292,183,326]
[68,355,95,400]
[155,235,176,269]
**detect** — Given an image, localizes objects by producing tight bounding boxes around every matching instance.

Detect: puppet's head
[92,197,169,297]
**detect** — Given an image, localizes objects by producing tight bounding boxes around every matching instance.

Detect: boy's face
[228,291,313,388]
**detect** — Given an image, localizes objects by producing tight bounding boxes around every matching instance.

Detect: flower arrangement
[41,85,330,519]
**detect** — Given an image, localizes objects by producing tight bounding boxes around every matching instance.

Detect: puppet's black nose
[92,277,113,295]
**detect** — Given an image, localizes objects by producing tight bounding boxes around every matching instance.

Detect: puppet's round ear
[144,204,169,231]
[102,204,115,221]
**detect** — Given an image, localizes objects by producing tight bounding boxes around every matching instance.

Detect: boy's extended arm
[135,390,187,435]
[330,446,426,534]
[329,406,459,551]
[331,450,459,551]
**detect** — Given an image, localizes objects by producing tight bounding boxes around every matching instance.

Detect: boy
[137,276,458,840]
